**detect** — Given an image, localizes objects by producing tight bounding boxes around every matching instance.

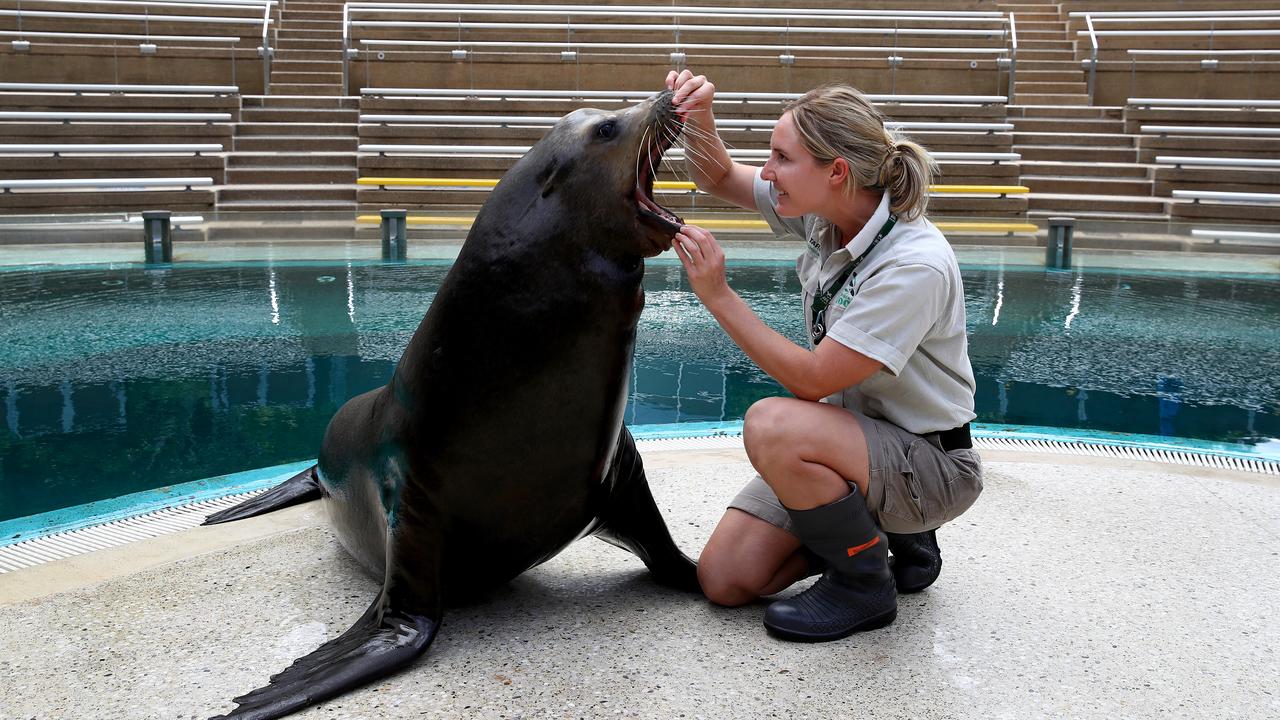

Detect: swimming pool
[2,256,1277,523]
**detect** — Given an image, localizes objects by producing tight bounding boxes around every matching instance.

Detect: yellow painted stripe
[358,177,1030,195]
[357,214,1039,234]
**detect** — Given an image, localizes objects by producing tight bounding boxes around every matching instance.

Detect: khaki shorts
[729,411,984,535]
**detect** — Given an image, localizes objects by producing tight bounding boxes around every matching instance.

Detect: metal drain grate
[0,489,265,574]
[974,436,1280,476]
[2,433,1274,574]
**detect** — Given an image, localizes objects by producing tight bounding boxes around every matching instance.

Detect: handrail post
[1008,13,1018,104]
[342,3,350,95]
[260,3,272,95]
[1085,14,1098,105]
[1045,217,1075,269]
[381,209,408,261]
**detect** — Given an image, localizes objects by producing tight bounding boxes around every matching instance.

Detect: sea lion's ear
[539,156,577,198]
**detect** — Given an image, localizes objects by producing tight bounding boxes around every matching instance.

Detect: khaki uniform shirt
[753,170,977,435]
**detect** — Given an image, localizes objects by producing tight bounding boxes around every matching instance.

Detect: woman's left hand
[674,224,732,307]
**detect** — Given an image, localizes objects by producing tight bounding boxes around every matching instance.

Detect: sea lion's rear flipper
[210,528,443,720]
[593,427,700,592]
[208,592,438,720]
[202,466,322,526]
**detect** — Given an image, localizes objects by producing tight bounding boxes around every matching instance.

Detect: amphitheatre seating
[1065,8,1280,104]
[0,176,215,213]
[357,89,1020,196]
[344,3,1013,97]
[0,0,277,93]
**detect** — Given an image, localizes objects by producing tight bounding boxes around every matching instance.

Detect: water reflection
[1,261,1276,521]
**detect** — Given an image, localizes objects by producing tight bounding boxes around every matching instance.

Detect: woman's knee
[743,397,795,465]
[697,551,760,607]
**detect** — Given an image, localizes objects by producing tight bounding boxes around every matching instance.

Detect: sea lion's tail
[202,466,322,526]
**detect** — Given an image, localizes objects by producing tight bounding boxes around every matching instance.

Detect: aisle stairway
[219,0,357,212]
[997,1,1162,220]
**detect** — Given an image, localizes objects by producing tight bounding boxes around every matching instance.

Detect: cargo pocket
[907,441,983,529]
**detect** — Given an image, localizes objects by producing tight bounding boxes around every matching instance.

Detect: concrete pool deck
[1,444,1277,719]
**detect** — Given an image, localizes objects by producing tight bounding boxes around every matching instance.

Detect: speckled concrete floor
[1,447,1277,720]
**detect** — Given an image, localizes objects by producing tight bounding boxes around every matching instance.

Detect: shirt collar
[841,191,893,258]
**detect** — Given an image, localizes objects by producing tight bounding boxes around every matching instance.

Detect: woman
[666,69,984,643]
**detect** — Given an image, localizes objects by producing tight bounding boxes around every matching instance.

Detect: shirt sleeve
[824,262,948,376]
[752,168,806,240]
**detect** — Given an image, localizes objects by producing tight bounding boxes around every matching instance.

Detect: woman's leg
[742,396,872,508]
[698,508,808,606]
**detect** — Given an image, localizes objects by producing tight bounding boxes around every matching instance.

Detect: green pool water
[1,258,1277,522]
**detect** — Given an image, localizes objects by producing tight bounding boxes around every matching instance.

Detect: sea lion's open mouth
[634,119,684,239]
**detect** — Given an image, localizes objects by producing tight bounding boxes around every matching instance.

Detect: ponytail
[787,84,940,222]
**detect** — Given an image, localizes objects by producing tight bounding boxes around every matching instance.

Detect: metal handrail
[0,8,269,24]
[0,30,241,43]
[1079,29,1280,36]
[1142,125,1280,136]
[1008,12,1017,104]
[1068,9,1280,19]
[1075,15,1280,24]
[1085,14,1098,105]
[358,88,1011,104]
[0,177,214,190]
[0,111,232,120]
[1172,190,1280,204]
[0,82,239,93]
[1128,97,1280,108]
[1157,156,1280,168]
[350,20,1003,36]
[0,143,223,154]
[1128,49,1280,56]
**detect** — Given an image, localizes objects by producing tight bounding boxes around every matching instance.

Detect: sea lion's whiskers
[636,125,650,180]
[676,139,725,175]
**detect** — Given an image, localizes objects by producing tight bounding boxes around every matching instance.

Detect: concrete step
[217,184,357,203]
[1027,192,1166,214]
[279,13,340,22]
[242,95,358,109]
[274,49,342,61]
[217,198,357,211]
[239,107,358,122]
[1016,81,1087,94]
[1015,20,1066,29]
[276,38,344,50]
[271,71,344,84]
[226,167,357,184]
[1016,70,1084,82]
[1020,175,1153,195]
[1016,144,1138,162]
[1017,50,1076,61]
[1013,131,1134,147]
[1008,105,1123,119]
[227,151,356,167]
[238,122,356,136]
[1011,117,1124,133]
[1015,93,1092,105]
[269,84,346,96]
[277,28,342,38]
[1018,30,1067,40]
[235,135,357,151]
[1020,160,1151,178]
[1017,60,1083,71]
[1020,39,1074,49]
[272,60,343,73]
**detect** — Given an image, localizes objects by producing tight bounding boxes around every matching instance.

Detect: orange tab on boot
[846,536,881,557]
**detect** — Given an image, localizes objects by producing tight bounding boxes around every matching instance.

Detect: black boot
[886,529,942,593]
[764,492,897,642]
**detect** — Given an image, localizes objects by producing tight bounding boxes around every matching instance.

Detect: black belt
[936,423,972,451]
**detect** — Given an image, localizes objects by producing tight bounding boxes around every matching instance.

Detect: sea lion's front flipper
[210,523,443,720]
[202,466,322,526]
[593,427,700,592]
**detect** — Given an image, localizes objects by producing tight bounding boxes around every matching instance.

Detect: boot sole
[763,607,898,643]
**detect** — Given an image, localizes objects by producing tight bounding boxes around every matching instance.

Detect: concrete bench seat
[0,111,232,123]
[1168,189,1280,223]
[0,176,216,213]
[1138,135,1280,163]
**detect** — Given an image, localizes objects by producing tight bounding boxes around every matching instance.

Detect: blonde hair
[785,84,939,222]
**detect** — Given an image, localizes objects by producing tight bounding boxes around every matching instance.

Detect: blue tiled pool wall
[1,261,1277,522]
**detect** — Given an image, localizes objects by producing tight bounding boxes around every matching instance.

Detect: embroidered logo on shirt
[835,283,855,308]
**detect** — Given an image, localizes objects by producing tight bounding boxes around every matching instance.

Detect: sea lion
[201,90,698,720]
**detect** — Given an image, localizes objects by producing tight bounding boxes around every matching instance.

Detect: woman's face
[760,111,836,218]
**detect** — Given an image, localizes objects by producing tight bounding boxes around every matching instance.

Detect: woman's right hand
[665,69,715,122]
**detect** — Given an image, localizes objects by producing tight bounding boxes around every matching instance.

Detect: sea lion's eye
[595,120,617,140]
